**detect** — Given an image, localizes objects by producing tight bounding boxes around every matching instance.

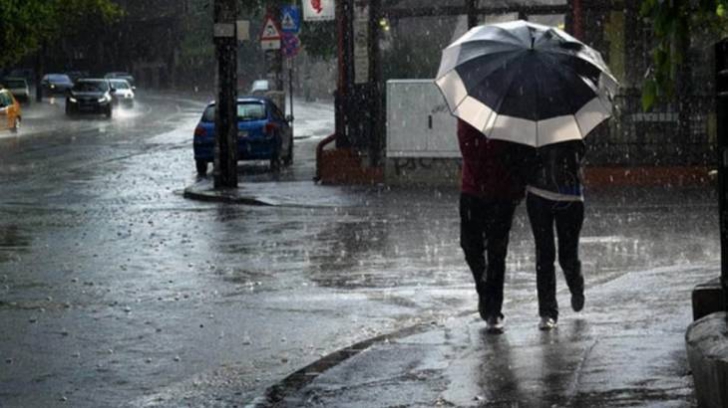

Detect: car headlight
[98,95,110,103]
[50,84,55,89]
[69,97,77,103]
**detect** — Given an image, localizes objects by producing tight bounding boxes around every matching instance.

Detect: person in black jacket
[526,140,586,331]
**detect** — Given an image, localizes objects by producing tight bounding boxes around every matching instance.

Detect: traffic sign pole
[261,10,284,93]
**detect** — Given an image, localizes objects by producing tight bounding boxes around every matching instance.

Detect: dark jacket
[457,120,529,201]
[528,140,586,197]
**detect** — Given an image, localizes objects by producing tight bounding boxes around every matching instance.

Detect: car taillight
[194,126,206,138]
[264,123,277,135]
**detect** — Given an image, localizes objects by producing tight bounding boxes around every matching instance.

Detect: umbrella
[436,20,618,147]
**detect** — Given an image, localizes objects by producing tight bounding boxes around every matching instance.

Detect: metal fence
[586,92,716,167]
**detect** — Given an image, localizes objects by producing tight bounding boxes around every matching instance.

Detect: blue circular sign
[281,33,300,58]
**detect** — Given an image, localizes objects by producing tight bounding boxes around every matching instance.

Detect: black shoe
[571,292,585,312]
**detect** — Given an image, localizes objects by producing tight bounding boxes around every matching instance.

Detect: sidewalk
[258,262,711,407]
[183,177,717,407]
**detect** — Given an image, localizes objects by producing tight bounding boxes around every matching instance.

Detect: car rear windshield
[49,75,72,83]
[111,81,130,90]
[73,81,109,92]
[201,102,267,122]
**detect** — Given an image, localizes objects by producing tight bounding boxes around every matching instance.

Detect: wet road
[0,93,720,407]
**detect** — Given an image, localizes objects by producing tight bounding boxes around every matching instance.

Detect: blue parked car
[193,97,293,175]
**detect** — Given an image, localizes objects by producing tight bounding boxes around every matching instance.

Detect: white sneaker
[538,317,557,331]
[485,316,505,333]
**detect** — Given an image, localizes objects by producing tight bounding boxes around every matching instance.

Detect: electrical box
[386,79,459,158]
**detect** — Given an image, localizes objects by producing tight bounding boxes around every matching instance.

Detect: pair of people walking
[458,119,585,333]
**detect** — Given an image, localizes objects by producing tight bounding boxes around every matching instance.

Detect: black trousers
[460,193,519,319]
[526,193,584,321]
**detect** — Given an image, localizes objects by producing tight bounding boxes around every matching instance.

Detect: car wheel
[283,137,293,166]
[105,107,112,119]
[65,103,73,116]
[10,117,20,132]
[196,160,208,175]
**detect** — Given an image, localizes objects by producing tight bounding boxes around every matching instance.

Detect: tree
[0,0,122,68]
[641,0,728,110]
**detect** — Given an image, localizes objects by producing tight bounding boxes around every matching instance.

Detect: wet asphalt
[0,92,720,407]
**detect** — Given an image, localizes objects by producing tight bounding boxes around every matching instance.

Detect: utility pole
[213,0,238,189]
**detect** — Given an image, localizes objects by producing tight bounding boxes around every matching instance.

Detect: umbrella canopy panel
[436,20,618,147]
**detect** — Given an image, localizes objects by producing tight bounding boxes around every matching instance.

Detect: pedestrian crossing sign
[260,16,282,41]
[281,6,301,34]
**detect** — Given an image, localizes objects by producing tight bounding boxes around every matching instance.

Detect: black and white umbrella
[436,20,618,147]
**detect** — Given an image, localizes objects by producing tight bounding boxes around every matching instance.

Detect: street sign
[214,23,235,38]
[281,33,300,58]
[237,20,250,41]
[303,0,334,21]
[280,5,301,34]
[260,16,282,50]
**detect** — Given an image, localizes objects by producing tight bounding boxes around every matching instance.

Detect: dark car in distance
[65,79,114,118]
[193,96,293,174]
[41,73,74,95]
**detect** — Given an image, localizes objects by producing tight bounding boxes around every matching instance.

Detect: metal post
[213,0,238,189]
[370,0,383,165]
[335,0,352,148]
[288,58,294,135]
[467,0,477,29]
[715,39,728,311]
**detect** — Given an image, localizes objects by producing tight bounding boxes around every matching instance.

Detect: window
[111,81,130,90]
[238,103,267,121]
[73,81,109,92]
[201,102,268,123]
[0,92,11,107]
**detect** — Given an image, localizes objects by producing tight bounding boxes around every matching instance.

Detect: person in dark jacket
[458,119,530,333]
[526,140,586,331]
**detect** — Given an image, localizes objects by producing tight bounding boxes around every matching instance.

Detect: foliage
[381,35,442,80]
[299,21,337,60]
[0,0,122,68]
[640,0,728,110]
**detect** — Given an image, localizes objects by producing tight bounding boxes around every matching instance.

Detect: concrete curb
[182,184,278,206]
[686,311,728,408]
[249,320,443,408]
